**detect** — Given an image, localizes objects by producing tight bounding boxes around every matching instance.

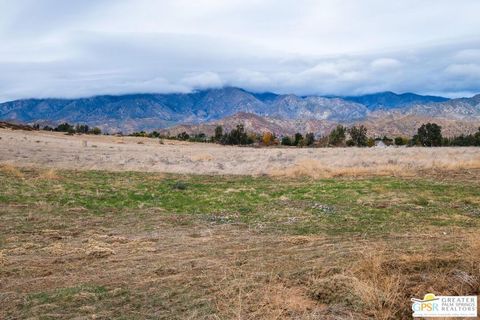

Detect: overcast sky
[1,0,479,101]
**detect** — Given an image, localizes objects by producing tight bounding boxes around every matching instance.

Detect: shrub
[171,181,188,190]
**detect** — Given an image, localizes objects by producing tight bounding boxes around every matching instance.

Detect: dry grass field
[1,128,480,319]
[1,128,480,177]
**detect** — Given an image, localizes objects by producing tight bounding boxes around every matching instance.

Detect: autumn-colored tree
[262,132,274,146]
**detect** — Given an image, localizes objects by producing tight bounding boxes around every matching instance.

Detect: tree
[262,132,274,146]
[304,132,315,146]
[328,125,346,146]
[367,137,375,147]
[90,127,102,135]
[55,122,74,132]
[348,125,368,147]
[413,123,442,147]
[214,125,223,142]
[221,124,252,145]
[281,136,293,146]
[177,132,190,141]
[382,136,393,146]
[75,124,89,134]
[294,133,304,146]
[394,136,407,146]
[475,128,480,146]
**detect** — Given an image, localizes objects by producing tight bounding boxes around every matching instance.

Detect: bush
[171,181,188,190]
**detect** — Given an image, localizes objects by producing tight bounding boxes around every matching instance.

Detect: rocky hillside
[1,87,479,136]
[159,112,337,137]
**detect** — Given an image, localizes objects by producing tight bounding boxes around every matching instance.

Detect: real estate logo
[412,293,477,318]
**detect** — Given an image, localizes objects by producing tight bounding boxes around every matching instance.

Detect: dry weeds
[1,128,479,177]
[0,163,24,178]
[269,154,480,179]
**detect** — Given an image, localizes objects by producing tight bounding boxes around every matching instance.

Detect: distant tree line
[34,122,102,135]
[121,122,480,147]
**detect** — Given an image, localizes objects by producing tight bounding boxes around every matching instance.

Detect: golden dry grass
[269,153,480,179]
[1,128,479,177]
[0,163,25,178]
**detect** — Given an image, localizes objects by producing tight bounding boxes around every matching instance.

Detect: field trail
[1,128,480,177]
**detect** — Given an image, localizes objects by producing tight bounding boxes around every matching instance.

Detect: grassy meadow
[1,165,480,319]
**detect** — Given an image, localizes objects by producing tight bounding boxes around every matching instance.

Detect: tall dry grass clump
[0,164,24,178]
[37,168,60,180]
[269,148,480,179]
[308,236,480,319]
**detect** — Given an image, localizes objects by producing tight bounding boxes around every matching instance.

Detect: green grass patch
[1,168,479,235]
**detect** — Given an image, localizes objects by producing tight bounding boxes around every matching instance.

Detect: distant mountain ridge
[0,87,478,135]
[343,91,449,111]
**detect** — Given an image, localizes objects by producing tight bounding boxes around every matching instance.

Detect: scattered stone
[312,203,336,214]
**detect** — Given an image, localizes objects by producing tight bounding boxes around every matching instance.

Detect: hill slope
[2,88,478,136]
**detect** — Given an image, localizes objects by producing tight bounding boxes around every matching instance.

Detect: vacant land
[1,165,480,319]
[1,128,480,177]
[1,129,480,319]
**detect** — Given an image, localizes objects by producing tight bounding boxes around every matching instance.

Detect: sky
[0,0,479,102]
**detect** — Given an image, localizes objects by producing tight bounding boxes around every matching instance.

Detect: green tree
[221,124,252,145]
[90,127,102,135]
[394,136,407,146]
[328,125,346,146]
[55,122,74,132]
[304,132,315,146]
[177,132,190,141]
[294,133,304,146]
[281,136,293,146]
[474,127,480,146]
[412,123,442,147]
[348,125,368,147]
[214,125,223,142]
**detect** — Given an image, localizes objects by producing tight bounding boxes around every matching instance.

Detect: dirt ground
[1,129,480,319]
[1,128,479,177]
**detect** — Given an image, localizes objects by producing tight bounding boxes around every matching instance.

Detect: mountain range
[1,87,479,136]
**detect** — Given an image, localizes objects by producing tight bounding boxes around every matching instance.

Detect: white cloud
[0,0,479,101]
[180,72,224,89]
[370,58,402,70]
